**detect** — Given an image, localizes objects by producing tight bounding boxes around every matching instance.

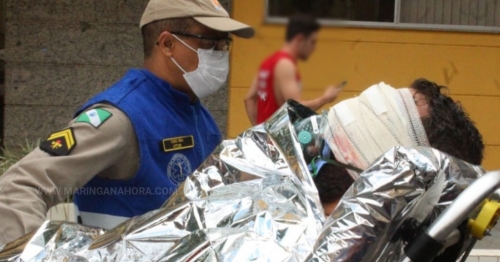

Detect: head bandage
[324,82,429,179]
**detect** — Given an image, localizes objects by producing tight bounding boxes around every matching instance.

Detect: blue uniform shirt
[73,69,221,228]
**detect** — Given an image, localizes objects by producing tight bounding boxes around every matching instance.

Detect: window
[266,0,500,33]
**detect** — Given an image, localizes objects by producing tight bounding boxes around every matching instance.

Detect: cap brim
[194,17,255,38]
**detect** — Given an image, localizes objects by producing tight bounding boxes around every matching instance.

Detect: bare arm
[275,59,340,111]
[244,76,259,126]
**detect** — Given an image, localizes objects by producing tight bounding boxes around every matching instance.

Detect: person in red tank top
[245,14,343,125]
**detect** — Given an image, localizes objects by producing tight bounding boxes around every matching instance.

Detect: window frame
[264,0,500,33]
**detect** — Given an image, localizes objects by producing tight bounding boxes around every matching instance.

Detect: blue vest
[73,69,221,228]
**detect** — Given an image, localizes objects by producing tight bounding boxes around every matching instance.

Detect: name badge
[161,136,195,152]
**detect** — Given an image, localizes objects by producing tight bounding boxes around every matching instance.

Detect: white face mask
[170,35,229,99]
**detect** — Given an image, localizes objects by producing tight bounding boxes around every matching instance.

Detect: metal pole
[427,171,500,242]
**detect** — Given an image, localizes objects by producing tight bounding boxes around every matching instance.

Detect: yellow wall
[229,0,500,170]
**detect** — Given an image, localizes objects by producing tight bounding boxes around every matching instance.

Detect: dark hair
[411,78,484,165]
[141,18,196,58]
[286,14,321,42]
[312,152,354,204]
[312,78,484,204]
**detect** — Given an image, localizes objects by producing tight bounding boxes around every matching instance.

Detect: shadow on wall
[1,0,5,148]
[0,49,4,149]
[0,57,4,149]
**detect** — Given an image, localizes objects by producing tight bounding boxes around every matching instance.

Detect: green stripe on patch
[76,108,112,128]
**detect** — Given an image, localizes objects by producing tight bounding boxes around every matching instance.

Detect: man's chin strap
[324,82,429,180]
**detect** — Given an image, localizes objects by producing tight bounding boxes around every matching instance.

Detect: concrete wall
[3,0,231,146]
[0,0,5,147]
[229,0,500,172]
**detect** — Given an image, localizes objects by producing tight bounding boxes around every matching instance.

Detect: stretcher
[402,170,500,262]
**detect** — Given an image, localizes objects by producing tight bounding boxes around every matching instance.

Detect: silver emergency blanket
[308,146,484,261]
[0,101,483,262]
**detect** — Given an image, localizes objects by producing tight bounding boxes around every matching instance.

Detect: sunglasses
[171,31,233,52]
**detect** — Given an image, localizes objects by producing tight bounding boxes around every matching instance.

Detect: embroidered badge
[161,136,194,152]
[40,128,77,156]
[75,108,112,128]
[166,153,192,185]
[211,0,223,10]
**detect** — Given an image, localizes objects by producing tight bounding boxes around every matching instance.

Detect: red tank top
[256,51,301,124]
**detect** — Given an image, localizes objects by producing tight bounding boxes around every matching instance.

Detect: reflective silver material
[402,171,500,262]
[0,221,105,262]
[426,170,500,242]
[0,101,325,261]
[308,146,484,262]
[0,101,486,262]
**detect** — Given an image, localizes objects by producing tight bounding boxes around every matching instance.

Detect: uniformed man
[0,0,254,246]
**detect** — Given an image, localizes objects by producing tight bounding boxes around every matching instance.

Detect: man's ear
[157,31,174,57]
[295,34,305,42]
[293,34,307,47]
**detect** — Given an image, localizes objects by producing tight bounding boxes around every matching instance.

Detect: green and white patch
[76,108,112,128]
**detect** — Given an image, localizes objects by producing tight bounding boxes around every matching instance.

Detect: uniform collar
[137,69,199,106]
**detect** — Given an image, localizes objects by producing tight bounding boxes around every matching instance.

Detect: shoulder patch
[76,108,112,128]
[40,128,77,156]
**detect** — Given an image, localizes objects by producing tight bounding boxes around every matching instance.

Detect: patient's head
[311,78,484,216]
[410,78,483,165]
[309,151,353,216]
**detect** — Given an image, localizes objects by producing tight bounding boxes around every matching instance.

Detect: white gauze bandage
[323,82,429,179]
